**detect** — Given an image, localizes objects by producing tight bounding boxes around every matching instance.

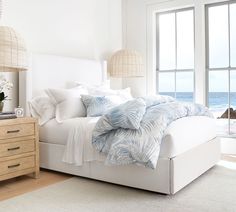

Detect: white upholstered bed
[19,54,220,194]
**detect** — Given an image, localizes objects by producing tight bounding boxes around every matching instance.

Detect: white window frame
[206,0,236,136]
[156,7,195,100]
[146,0,229,105]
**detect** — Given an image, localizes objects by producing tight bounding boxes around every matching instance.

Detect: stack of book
[0,112,17,120]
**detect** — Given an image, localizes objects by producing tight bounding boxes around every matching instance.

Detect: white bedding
[39,116,216,165]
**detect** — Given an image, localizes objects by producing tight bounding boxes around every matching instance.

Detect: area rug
[0,161,236,212]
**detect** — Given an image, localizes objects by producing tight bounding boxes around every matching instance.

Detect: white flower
[0,75,6,81]
[0,74,13,93]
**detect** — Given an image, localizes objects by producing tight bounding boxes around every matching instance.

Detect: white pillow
[29,96,55,126]
[75,82,110,90]
[115,88,133,101]
[81,95,125,117]
[76,82,132,101]
[55,98,86,123]
[45,86,88,123]
[45,86,88,105]
[87,87,133,101]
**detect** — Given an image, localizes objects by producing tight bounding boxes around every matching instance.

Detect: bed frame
[19,53,221,194]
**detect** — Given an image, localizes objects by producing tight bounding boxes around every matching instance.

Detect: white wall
[0,0,122,110]
[122,0,147,97]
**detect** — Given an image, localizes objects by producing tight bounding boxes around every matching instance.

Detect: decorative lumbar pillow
[81,95,125,117]
[28,96,55,126]
[55,98,86,123]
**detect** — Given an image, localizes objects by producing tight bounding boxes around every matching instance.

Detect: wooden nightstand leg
[32,170,40,179]
[28,168,40,179]
[34,119,40,179]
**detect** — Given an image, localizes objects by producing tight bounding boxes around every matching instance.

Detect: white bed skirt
[40,138,220,194]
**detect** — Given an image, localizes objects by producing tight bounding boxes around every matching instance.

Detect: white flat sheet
[40,116,216,165]
[40,117,105,165]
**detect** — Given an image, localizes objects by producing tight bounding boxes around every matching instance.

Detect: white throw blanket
[62,117,105,166]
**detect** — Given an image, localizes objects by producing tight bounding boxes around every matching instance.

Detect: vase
[0,101,4,113]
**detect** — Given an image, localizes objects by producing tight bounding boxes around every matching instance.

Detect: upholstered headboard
[19,53,106,114]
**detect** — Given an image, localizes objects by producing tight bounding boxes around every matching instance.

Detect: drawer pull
[7,130,20,134]
[8,164,20,169]
[8,147,20,151]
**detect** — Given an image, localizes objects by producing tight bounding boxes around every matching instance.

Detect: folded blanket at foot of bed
[92,96,213,169]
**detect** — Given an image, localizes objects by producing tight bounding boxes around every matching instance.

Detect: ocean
[159,92,236,135]
[159,92,236,110]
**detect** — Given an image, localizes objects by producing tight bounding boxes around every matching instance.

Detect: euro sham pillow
[28,96,55,126]
[45,86,88,105]
[45,86,88,123]
[55,98,86,123]
[89,87,133,101]
[81,95,125,117]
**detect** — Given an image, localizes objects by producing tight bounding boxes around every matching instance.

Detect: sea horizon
[159,92,236,110]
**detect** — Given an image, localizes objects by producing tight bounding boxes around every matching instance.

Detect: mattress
[39,116,216,159]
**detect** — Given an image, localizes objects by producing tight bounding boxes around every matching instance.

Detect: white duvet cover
[39,116,216,166]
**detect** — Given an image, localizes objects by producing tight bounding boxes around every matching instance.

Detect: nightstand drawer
[0,156,35,176]
[0,124,34,139]
[0,140,35,158]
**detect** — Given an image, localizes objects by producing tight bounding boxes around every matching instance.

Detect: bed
[19,53,221,194]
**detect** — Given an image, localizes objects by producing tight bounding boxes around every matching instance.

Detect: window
[206,2,236,136]
[156,8,195,102]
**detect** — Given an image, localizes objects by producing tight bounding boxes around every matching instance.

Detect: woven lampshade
[0,26,27,72]
[108,49,144,77]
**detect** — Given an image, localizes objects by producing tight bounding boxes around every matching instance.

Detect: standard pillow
[56,98,86,123]
[81,95,124,117]
[76,82,110,91]
[29,96,55,126]
[45,86,88,105]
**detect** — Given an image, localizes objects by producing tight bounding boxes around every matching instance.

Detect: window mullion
[174,12,177,98]
[228,3,231,134]
[228,69,231,134]
[206,1,236,137]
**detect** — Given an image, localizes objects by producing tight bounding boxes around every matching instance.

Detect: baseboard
[221,137,236,154]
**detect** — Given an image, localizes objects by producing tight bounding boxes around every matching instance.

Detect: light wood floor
[0,169,72,201]
[221,154,236,163]
[0,155,235,202]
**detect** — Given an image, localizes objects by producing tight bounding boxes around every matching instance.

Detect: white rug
[0,162,236,212]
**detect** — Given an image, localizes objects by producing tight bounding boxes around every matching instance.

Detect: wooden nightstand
[0,117,39,181]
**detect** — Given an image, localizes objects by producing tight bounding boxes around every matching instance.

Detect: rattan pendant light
[0,26,28,72]
[108,49,144,78]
